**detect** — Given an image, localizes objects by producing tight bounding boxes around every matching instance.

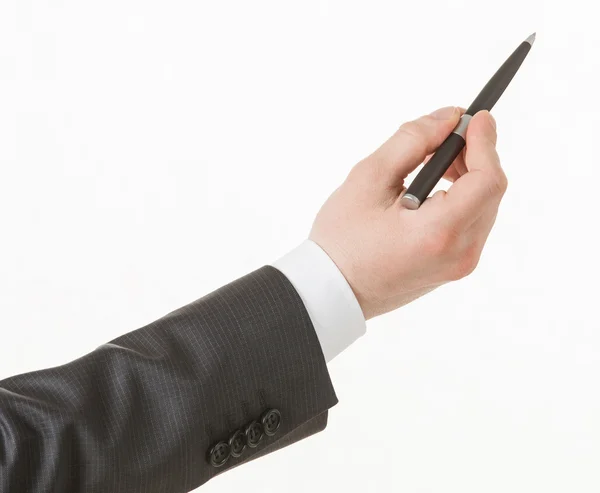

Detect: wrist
[307,238,377,320]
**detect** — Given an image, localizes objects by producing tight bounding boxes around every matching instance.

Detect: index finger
[443,111,508,228]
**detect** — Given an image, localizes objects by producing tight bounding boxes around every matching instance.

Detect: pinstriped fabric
[0,266,338,492]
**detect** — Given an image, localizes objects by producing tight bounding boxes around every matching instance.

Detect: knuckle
[487,172,508,197]
[498,171,509,194]
[423,227,459,257]
[347,156,387,185]
[397,121,427,154]
[398,120,421,136]
[347,159,367,180]
[447,244,480,281]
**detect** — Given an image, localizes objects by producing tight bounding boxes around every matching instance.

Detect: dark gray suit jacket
[0,266,338,492]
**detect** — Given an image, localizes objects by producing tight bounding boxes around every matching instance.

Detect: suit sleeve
[0,266,339,492]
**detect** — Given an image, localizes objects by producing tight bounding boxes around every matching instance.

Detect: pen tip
[525,32,536,45]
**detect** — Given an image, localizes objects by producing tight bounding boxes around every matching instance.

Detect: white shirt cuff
[271,240,366,363]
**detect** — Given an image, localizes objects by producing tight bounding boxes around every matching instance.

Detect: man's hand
[309,106,507,320]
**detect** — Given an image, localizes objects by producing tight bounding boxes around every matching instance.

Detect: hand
[309,107,507,320]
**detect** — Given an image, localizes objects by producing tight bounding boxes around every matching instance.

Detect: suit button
[229,429,246,458]
[208,441,231,468]
[244,421,264,448]
[261,409,282,436]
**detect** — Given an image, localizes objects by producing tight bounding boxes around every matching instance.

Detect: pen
[400,33,536,210]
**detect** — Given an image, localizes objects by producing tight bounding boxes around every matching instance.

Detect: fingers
[445,149,468,181]
[425,148,467,183]
[418,193,501,283]
[412,111,505,283]
[443,111,507,227]
[367,106,461,189]
[468,207,499,246]
[448,207,499,281]
[424,108,468,183]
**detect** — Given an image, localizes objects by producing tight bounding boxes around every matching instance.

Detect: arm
[0,107,505,492]
[0,267,337,492]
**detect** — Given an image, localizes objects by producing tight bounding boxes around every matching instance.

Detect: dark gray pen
[400,33,536,210]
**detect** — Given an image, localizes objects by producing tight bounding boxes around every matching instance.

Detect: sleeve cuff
[271,240,366,362]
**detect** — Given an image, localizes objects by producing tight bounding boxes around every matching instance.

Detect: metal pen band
[452,114,472,139]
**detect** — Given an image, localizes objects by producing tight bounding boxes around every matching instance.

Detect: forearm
[0,266,337,493]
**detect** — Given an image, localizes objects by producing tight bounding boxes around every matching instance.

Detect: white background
[1,1,599,492]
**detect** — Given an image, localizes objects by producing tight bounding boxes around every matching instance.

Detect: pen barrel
[465,40,532,115]
[404,132,466,206]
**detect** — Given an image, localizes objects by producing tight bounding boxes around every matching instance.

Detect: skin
[309,106,507,320]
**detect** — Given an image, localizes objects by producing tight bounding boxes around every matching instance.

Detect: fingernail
[429,106,457,120]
